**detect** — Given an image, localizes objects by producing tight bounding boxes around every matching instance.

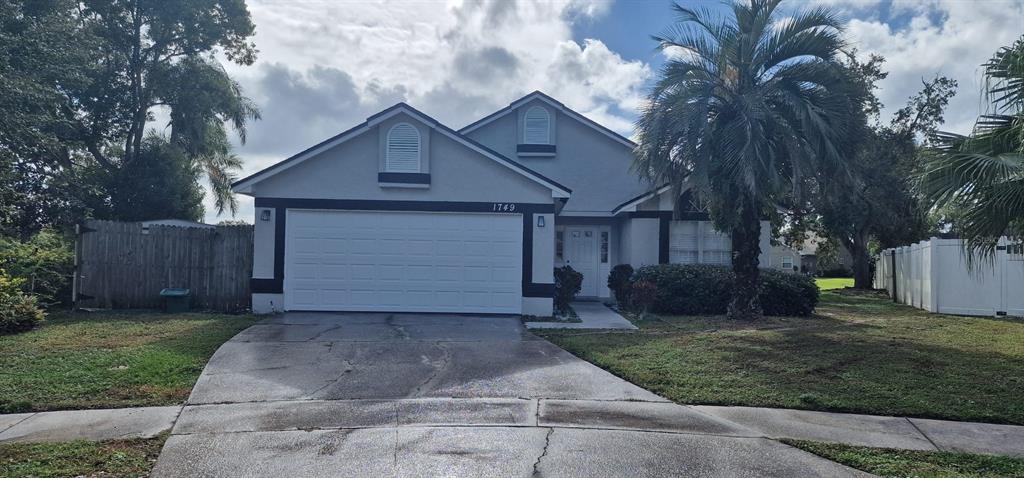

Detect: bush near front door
[553,266,583,314]
[632,264,819,316]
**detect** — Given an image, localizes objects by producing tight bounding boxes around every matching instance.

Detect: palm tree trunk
[728,197,763,321]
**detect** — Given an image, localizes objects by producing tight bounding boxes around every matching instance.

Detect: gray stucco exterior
[236,92,782,312]
[462,97,649,215]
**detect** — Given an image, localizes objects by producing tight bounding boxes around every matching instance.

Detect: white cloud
[206,0,650,223]
[840,0,1023,134]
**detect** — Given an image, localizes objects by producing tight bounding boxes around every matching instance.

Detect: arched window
[386,123,421,172]
[523,106,550,144]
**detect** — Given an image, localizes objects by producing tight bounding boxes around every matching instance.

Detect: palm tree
[918,37,1024,260]
[163,57,261,216]
[634,0,859,320]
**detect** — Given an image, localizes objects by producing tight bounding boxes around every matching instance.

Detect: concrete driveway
[152,313,869,477]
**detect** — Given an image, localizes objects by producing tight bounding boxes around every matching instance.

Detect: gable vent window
[524,106,550,144]
[386,123,421,172]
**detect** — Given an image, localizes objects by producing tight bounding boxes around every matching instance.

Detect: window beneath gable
[524,106,550,144]
[386,123,421,172]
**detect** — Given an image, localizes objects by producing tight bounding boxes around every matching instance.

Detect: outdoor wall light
[260,209,271,221]
[537,216,545,227]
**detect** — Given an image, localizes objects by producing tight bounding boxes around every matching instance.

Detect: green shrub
[759,270,819,316]
[0,229,74,306]
[0,270,46,334]
[607,264,634,305]
[631,280,658,319]
[553,265,583,314]
[632,264,818,316]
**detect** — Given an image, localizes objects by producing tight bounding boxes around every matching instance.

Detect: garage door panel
[284,210,523,313]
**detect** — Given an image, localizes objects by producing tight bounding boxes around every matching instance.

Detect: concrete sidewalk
[525,301,637,330]
[3,401,1024,459]
[0,406,180,443]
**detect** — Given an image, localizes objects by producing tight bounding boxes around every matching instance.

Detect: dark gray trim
[255,197,554,214]
[251,278,283,293]
[253,198,556,301]
[516,144,556,154]
[624,210,710,221]
[659,216,670,264]
[378,172,430,184]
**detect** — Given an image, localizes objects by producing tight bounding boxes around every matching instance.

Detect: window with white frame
[555,230,564,261]
[701,224,732,265]
[386,123,421,172]
[782,256,794,270]
[523,106,550,144]
[670,221,699,264]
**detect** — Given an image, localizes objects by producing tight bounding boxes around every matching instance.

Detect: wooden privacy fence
[73,220,253,311]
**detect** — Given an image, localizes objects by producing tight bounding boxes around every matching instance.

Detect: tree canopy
[0,0,258,236]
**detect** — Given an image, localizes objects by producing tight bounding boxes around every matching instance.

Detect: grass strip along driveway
[786,440,1024,478]
[539,288,1024,425]
[0,436,166,478]
[0,311,258,413]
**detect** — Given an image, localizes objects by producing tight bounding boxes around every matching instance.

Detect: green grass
[539,289,1024,424]
[816,277,855,290]
[0,311,259,412]
[0,436,165,478]
[786,440,1024,478]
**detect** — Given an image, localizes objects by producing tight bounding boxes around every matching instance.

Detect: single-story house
[232,91,770,315]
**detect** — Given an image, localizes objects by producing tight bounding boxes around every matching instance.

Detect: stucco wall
[252,207,276,279]
[246,113,559,315]
[464,100,648,214]
[252,112,552,203]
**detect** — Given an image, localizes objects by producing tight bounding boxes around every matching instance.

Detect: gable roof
[611,184,673,214]
[459,91,637,149]
[232,102,572,198]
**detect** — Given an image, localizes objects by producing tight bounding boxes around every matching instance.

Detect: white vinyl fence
[874,237,1024,317]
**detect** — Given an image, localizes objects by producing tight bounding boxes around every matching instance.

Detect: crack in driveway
[531,427,554,477]
[408,342,451,398]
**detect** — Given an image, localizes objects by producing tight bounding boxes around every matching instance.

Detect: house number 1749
[492,203,517,212]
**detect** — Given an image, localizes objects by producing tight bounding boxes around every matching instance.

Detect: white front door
[564,227,599,297]
[284,209,523,313]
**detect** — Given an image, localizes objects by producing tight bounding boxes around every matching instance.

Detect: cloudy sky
[203,0,1024,223]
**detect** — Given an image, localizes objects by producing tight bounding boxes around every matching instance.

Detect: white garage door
[284,210,523,313]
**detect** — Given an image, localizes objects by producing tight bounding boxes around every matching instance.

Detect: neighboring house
[767,243,801,273]
[800,233,854,275]
[232,91,770,315]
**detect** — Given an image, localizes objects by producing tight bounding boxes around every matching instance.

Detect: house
[767,243,801,273]
[800,233,853,275]
[232,91,770,315]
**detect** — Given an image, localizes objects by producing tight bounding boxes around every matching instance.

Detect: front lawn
[0,311,259,412]
[0,435,165,478]
[539,290,1024,424]
[786,440,1024,478]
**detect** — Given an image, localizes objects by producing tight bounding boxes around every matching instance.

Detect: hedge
[631,264,819,316]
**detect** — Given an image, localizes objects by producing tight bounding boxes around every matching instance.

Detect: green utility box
[160,288,191,313]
